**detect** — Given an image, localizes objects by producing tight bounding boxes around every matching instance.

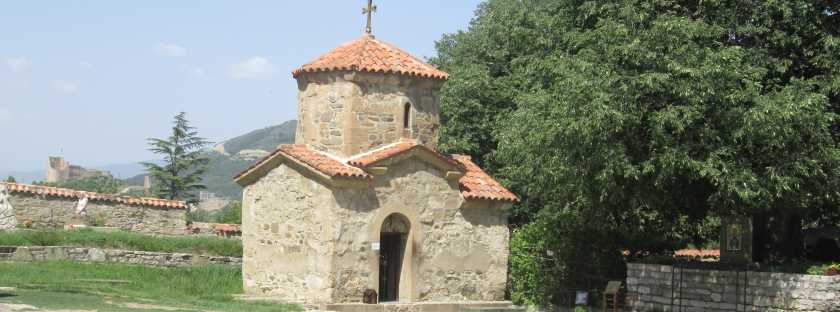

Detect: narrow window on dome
[403,103,411,130]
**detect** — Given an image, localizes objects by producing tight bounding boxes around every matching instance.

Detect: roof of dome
[293,35,448,80]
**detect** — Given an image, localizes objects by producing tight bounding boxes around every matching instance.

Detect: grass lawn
[0,261,299,312]
[0,229,242,257]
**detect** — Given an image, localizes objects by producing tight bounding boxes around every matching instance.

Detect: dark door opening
[379,233,406,302]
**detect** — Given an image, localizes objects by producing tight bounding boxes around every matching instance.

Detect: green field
[0,261,298,312]
[0,229,242,257]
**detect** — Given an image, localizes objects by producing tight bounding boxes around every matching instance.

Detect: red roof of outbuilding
[0,182,187,209]
[293,35,449,80]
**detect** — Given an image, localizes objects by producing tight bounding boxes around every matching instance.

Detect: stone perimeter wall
[8,193,187,235]
[0,246,241,267]
[626,263,840,312]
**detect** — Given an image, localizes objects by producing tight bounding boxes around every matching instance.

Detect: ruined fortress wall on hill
[8,193,187,235]
[46,156,112,183]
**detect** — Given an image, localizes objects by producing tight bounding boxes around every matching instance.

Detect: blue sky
[0,0,482,172]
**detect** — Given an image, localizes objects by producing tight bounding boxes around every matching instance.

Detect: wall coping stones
[0,182,187,210]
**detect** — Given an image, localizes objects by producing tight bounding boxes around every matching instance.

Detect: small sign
[575,291,588,305]
[727,223,742,251]
[371,242,381,251]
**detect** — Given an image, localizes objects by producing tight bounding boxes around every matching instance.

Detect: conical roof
[293,35,448,80]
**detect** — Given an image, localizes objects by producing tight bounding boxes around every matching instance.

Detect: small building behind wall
[235,33,519,304]
[0,182,187,235]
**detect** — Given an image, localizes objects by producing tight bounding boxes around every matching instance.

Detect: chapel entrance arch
[379,213,410,302]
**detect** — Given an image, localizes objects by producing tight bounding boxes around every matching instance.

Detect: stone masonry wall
[242,157,510,304]
[241,163,338,303]
[626,263,840,312]
[295,71,443,158]
[0,246,240,267]
[331,158,509,303]
[8,194,186,235]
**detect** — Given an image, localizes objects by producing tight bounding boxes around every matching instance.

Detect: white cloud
[79,61,93,70]
[4,57,31,73]
[52,80,79,94]
[155,43,187,57]
[228,57,274,80]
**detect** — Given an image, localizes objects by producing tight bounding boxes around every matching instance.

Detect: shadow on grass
[0,293,17,298]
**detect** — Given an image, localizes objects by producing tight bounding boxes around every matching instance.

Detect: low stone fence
[0,182,188,235]
[0,246,241,267]
[626,263,840,312]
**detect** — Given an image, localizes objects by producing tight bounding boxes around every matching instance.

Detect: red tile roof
[213,223,242,234]
[452,155,520,203]
[277,145,372,179]
[234,145,372,182]
[348,140,462,169]
[293,35,449,80]
[675,249,721,259]
[236,145,518,203]
[0,182,187,209]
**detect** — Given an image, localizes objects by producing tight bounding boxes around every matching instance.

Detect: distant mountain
[213,120,297,157]
[0,160,158,184]
[4,121,296,199]
[0,170,43,184]
[127,120,297,199]
[93,161,158,180]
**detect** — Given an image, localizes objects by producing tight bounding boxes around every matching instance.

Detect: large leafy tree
[142,112,210,203]
[433,0,840,305]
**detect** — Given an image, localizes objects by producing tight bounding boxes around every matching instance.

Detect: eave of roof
[452,155,520,203]
[0,182,188,209]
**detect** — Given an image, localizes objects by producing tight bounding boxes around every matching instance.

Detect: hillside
[127,120,297,199]
[213,120,297,157]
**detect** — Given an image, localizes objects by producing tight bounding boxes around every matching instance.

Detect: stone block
[87,248,106,262]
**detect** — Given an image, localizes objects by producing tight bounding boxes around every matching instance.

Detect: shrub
[215,201,242,224]
[510,210,626,307]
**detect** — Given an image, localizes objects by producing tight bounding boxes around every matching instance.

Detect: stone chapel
[235,30,518,305]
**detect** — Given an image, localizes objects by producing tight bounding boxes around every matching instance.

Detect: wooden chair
[602,281,623,312]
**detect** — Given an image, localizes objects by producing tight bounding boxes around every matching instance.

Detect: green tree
[215,201,242,224]
[4,176,15,183]
[434,0,840,305]
[142,112,210,203]
[51,176,122,194]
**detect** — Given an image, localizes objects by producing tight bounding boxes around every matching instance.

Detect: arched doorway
[379,213,409,302]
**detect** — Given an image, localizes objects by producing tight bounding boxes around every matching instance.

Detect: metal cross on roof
[363,0,377,34]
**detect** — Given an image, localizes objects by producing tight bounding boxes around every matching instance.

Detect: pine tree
[142,112,210,203]
[4,176,15,183]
